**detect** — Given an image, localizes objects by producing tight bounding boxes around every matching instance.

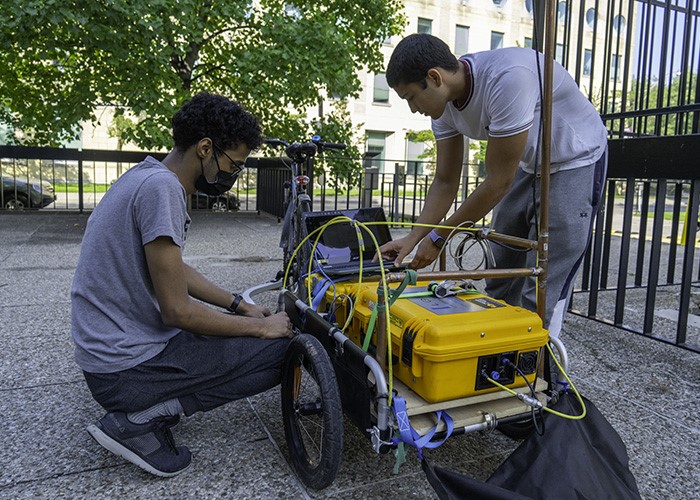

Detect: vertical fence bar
[644,178,667,334]
[587,178,608,317]
[614,178,635,325]
[667,181,684,283]
[634,181,651,286]
[677,179,699,346]
[601,179,616,288]
[78,158,84,214]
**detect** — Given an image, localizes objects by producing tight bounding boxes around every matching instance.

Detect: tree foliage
[405,129,436,161]
[310,101,363,190]
[0,0,405,152]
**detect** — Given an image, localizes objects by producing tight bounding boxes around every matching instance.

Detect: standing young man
[71,92,292,477]
[379,34,608,338]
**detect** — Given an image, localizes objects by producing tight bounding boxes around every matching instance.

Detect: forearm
[431,133,526,239]
[435,178,508,238]
[183,263,234,309]
[164,297,265,337]
[407,178,459,244]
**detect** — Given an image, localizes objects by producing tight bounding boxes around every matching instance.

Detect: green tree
[405,129,436,161]
[602,72,700,137]
[310,101,363,190]
[0,0,405,151]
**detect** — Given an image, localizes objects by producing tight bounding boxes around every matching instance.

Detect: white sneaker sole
[87,423,190,478]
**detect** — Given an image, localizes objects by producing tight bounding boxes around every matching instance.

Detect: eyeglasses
[214,145,246,175]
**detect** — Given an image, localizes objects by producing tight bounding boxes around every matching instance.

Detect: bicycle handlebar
[311,135,346,152]
[263,135,346,162]
[263,138,289,148]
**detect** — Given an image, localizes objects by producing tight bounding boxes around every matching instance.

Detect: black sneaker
[87,412,191,477]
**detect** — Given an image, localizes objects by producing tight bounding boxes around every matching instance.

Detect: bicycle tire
[281,334,343,490]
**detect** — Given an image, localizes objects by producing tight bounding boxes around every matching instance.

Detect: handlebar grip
[264,138,288,148]
[311,135,346,151]
[285,141,317,159]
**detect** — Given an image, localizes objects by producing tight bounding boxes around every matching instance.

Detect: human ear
[426,68,442,87]
[196,137,213,159]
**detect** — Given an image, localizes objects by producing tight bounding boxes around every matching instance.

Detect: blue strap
[311,278,333,312]
[392,396,454,459]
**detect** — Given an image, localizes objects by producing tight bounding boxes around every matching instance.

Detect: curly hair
[386,34,460,88]
[172,92,263,152]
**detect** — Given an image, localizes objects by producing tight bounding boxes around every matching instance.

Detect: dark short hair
[172,92,263,152]
[386,34,460,88]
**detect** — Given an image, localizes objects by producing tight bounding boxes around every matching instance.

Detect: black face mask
[194,158,238,196]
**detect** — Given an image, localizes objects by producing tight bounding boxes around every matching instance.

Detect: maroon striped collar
[452,58,473,111]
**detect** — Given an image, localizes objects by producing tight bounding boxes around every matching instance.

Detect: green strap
[362,301,383,351]
[393,441,407,474]
[361,270,417,352]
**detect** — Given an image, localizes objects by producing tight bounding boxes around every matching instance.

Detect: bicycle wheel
[281,334,343,490]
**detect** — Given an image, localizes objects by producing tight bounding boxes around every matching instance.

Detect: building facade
[339,0,630,174]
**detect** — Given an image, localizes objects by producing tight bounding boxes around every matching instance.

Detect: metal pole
[537,0,555,323]
[363,267,543,284]
[375,285,387,371]
[392,163,400,226]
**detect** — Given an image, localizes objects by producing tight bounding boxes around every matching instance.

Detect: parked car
[1,176,56,210]
[190,191,240,212]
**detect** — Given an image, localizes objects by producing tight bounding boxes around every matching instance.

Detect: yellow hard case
[321,280,549,403]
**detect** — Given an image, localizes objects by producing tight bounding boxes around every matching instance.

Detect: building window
[583,49,592,76]
[585,8,596,29]
[406,139,426,176]
[491,31,504,50]
[417,18,432,34]
[373,73,390,104]
[492,0,508,6]
[524,37,533,49]
[455,25,469,55]
[366,132,387,172]
[610,54,622,81]
[555,43,564,65]
[525,0,534,14]
[613,15,626,33]
[557,1,568,23]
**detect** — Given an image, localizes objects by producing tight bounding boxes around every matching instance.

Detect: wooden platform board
[392,378,548,435]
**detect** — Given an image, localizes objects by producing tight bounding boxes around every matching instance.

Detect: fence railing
[573,136,700,353]
[1,143,698,352]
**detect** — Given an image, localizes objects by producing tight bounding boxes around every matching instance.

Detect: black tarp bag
[422,393,642,500]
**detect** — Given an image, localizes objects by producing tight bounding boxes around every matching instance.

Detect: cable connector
[516,393,544,409]
[351,221,365,251]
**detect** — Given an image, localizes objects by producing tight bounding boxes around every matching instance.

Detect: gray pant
[485,151,607,336]
[84,331,290,416]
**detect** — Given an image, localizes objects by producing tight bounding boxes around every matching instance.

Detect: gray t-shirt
[71,156,191,373]
[432,48,608,174]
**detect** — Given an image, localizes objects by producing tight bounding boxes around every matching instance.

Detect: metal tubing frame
[536,0,555,324]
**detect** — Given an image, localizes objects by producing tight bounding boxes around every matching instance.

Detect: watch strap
[428,229,446,249]
[227,293,243,313]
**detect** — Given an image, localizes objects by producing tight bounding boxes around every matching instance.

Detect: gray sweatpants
[485,150,607,337]
[83,331,290,416]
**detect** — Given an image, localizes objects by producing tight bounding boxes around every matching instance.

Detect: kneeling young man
[71,92,292,477]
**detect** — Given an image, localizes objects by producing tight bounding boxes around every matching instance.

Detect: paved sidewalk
[1,211,698,499]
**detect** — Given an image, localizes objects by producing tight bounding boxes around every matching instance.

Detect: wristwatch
[227,293,244,314]
[428,229,446,249]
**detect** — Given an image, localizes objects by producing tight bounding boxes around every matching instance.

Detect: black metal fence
[546,0,700,352]
[573,136,700,352]
[1,143,698,351]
